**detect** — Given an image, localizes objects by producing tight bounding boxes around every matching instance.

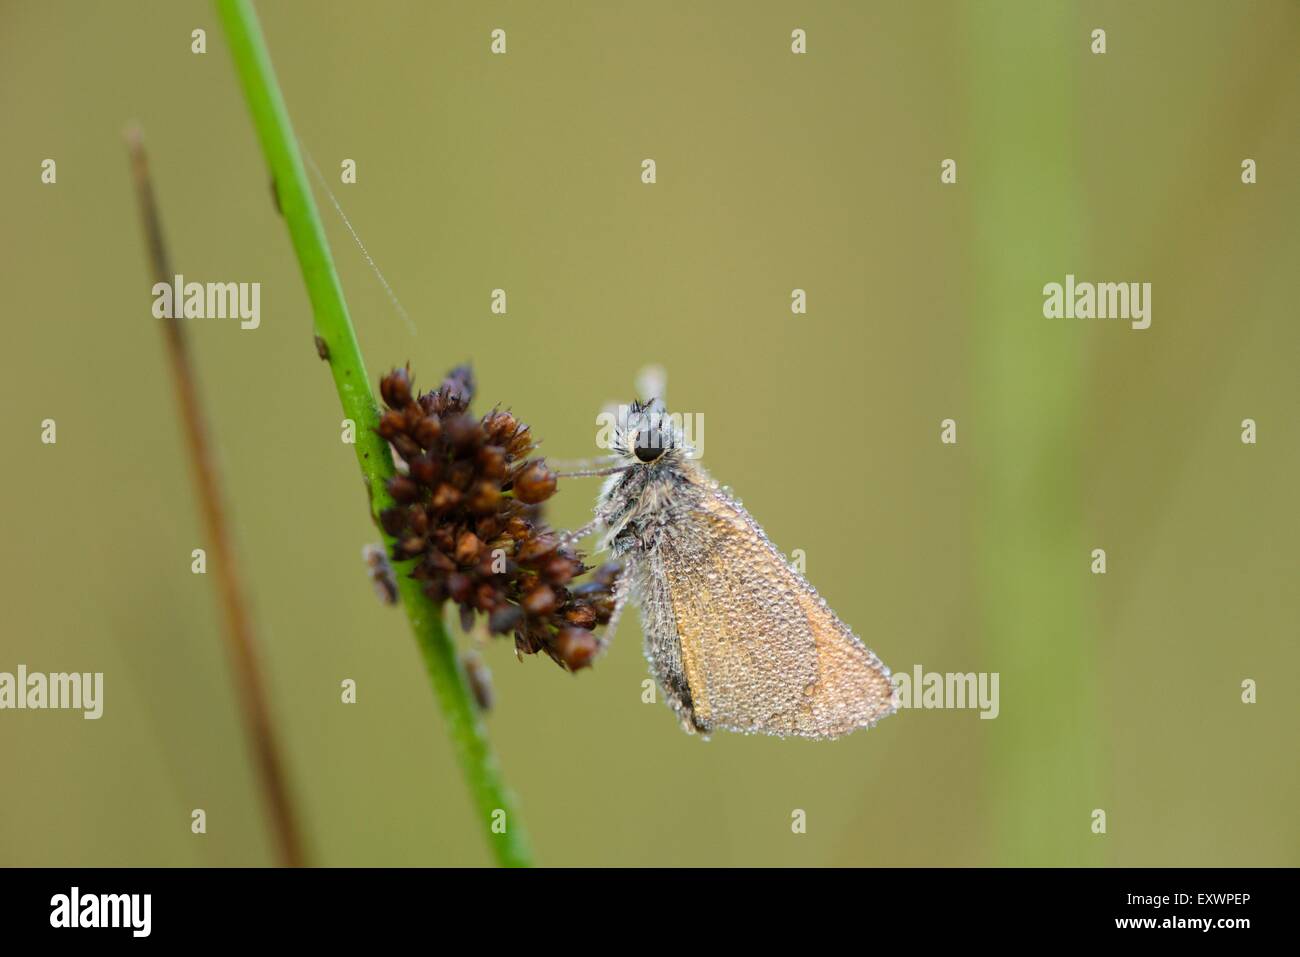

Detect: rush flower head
[377,363,619,671]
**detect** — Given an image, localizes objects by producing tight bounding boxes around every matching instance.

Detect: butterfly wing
[655,486,896,739]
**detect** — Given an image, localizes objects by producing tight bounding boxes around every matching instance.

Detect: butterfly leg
[556,498,625,550]
[556,517,602,549]
[597,571,631,654]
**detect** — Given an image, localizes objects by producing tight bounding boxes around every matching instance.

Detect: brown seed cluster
[377,364,619,671]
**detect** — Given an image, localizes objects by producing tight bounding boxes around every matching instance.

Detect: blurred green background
[2,0,1296,867]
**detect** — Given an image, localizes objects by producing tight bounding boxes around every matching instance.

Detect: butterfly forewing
[657,486,896,739]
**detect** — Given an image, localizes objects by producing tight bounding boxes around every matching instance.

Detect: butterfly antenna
[554,464,635,479]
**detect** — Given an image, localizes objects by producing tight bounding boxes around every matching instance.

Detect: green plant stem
[214,0,532,867]
[967,6,1105,864]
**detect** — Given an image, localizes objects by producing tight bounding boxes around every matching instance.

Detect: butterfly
[561,377,896,739]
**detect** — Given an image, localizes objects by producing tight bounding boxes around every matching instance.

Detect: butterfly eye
[634,428,666,462]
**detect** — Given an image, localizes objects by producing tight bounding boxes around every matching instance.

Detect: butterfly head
[613,398,685,466]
